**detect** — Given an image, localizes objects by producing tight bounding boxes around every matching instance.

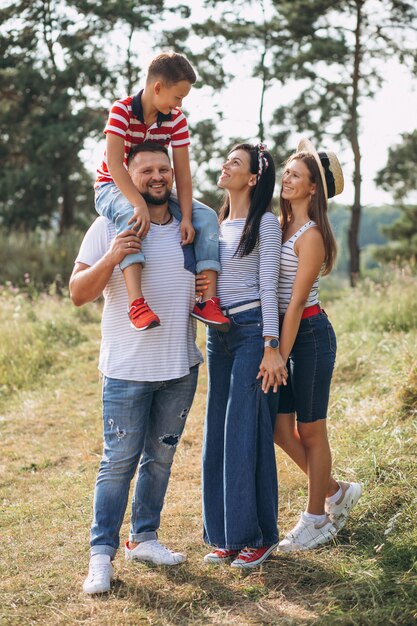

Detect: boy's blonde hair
[147,52,197,86]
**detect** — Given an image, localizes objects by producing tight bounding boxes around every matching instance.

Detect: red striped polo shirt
[95,91,190,186]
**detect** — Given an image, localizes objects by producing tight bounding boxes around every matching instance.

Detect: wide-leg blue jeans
[90,365,199,559]
[202,304,279,550]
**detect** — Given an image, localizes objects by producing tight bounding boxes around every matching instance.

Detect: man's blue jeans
[90,365,199,559]
[202,303,279,551]
[95,183,220,273]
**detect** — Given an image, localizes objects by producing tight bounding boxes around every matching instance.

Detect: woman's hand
[257,350,288,393]
[106,229,142,266]
[195,272,211,298]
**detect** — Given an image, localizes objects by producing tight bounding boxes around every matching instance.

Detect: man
[70,142,203,594]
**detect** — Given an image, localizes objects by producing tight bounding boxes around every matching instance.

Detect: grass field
[1,274,416,625]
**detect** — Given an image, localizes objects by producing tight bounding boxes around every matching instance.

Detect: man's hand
[180,218,195,245]
[106,230,142,266]
[257,350,288,393]
[128,200,151,238]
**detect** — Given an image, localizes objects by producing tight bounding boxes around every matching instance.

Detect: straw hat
[297,138,344,201]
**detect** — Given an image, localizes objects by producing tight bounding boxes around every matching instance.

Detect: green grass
[0,274,416,625]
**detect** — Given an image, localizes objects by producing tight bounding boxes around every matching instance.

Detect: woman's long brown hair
[280,151,337,275]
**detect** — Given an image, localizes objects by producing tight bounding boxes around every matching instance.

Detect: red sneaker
[191,297,230,332]
[128,298,160,331]
[230,543,279,569]
[203,548,239,564]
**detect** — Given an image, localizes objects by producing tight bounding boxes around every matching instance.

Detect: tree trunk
[126,24,134,94]
[59,180,74,233]
[348,0,364,287]
[258,2,268,142]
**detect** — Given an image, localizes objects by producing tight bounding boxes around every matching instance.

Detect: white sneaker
[326,481,362,530]
[83,554,114,594]
[125,540,186,565]
[279,513,337,551]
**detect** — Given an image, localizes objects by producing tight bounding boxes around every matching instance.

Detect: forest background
[1,2,417,625]
[1,0,417,289]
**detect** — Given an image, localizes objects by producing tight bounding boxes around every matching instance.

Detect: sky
[85,2,417,208]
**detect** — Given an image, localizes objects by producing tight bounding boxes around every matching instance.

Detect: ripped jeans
[90,365,199,558]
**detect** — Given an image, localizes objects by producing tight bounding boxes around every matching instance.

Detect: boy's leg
[169,193,230,331]
[95,183,146,271]
[96,183,160,331]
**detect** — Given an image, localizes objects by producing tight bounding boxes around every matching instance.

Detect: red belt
[301,304,321,319]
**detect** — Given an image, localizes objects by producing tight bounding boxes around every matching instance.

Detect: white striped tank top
[278,220,320,314]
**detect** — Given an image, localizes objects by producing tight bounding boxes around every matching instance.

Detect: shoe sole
[83,583,112,594]
[125,553,185,566]
[331,484,362,530]
[204,554,238,564]
[83,575,113,595]
[278,527,337,552]
[230,543,279,568]
[190,312,230,333]
[130,320,161,332]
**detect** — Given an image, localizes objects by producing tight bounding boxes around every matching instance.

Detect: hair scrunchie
[255,143,269,178]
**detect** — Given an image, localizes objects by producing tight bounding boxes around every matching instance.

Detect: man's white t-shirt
[76,216,203,382]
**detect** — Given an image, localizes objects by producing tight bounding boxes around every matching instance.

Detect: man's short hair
[146,52,197,86]
[128,142,170,167]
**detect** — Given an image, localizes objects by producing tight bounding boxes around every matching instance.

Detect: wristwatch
[264,338,279,349]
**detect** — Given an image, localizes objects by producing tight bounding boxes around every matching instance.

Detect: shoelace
[90,562,110,578]
[149,541,175,556]
[238,547,258,559]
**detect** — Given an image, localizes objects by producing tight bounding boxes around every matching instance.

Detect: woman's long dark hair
[280,151,337,275]
[218,143,276,257]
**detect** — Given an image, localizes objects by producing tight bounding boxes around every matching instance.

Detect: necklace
[150,214,173,226]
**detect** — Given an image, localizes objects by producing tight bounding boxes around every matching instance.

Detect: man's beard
[141,188,171,205]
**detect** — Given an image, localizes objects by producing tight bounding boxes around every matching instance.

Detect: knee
[144,433,182,465]
[99,450,138,479]
[298,424,326,449]
[273,415,295,448]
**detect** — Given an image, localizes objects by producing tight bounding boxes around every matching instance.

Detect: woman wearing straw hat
[275,139,362,551]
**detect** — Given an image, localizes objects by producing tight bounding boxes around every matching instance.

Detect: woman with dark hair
[275,138,361,552]
[199,143,287,569]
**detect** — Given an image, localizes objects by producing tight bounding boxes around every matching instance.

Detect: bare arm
[106,133,150,237]
[172,146,195,244]
[279,228,325,363]
[69,229,141,306]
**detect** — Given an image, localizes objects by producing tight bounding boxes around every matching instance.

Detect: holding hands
[257,348,287,394]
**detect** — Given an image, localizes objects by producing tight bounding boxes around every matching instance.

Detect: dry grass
[1,277,416,625]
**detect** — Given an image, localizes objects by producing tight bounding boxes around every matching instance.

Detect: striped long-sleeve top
[217,212,281,338]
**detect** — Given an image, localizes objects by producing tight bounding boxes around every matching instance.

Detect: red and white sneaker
[191,297,230,332]
[230,543,279,569]
[203,548,239,564]
[128,297,160,331]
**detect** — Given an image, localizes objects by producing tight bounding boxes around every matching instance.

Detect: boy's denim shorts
[278,311,337,422]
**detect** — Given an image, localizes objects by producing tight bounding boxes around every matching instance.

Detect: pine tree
[374,131,417,264]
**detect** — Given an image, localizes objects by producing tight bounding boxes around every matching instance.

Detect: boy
[95,51,229,332]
